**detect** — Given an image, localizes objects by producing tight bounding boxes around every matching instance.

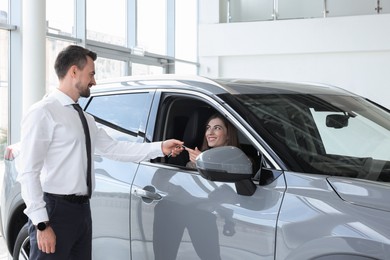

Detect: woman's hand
[186,147,201,163]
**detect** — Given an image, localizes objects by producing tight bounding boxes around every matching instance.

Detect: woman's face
[205,118,229,148]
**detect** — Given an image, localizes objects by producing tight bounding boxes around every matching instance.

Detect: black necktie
[72,104,92,198]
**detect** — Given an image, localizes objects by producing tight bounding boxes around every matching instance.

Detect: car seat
[168,107,213,166]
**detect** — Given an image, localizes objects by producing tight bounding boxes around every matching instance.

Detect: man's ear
[69,65,78,78]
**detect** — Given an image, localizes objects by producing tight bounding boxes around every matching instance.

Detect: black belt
[45,192,90,204]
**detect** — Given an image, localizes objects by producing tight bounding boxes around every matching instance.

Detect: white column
[22,0,46,114]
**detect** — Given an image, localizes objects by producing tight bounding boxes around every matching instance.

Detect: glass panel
[278,0,324,19]
[175,0,197,61]
[86,92,153,135]
[86,0,126,46]
[229,0,274,22]
[0,0,8,23]
[131,63,163,76]
[0,29,8,159]
[46,39,73,92]
[327,0,378,17]
[382,0,390,13]
[231,91,390,180]
[94,57,127,81]
[175,61,197,75]
[46,0,75,36]
[137,0,166,55]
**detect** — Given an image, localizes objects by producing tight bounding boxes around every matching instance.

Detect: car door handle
[133,187,162,201]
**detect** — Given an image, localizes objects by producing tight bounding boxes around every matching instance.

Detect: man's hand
[37,226,56,254]
[162,139,184,157]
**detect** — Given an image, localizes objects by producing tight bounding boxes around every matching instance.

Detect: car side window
[85,92,154,141]
[160,96,262,174]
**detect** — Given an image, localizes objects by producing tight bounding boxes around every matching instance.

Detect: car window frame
[148,89,282,176]
[84,89,156,141]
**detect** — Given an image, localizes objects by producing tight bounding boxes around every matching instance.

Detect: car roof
[92,74,358,97]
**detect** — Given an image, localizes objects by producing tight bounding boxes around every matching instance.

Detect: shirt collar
[50,89,77,107]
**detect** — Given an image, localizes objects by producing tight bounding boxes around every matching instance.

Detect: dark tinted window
[228,93,390,181]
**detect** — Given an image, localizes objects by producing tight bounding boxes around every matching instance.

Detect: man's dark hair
[54,45,97,79]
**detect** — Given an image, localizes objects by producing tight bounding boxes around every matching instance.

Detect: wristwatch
[36,222,49,231]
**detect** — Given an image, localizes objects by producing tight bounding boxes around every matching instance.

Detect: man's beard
[80,88,90,98]
[76,82,91,98]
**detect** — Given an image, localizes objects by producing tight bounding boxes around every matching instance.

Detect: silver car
[2,75,390,259]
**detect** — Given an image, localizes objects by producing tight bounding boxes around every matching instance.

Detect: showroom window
[132,63,164,76]
[0,30,8,159]
[229,0,274,22]
[3,0,199,146]
[95,57,128,81]
[46,39,73,91]
[137,0,167,55]
[0,1,7,23]
[175,0,198,74]
[46,0,75,36]
[326,0,384,17]
[222,0,390,22]
[86,0,126,46]
[0,1,9,157]
[47,0,196,79]
[278,0,324,19]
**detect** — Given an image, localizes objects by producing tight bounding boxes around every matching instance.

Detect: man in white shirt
[17,45,184,260]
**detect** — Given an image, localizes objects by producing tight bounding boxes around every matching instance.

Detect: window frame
[150,90,266,176]
[84,90,156,141]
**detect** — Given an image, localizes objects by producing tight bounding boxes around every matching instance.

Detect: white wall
[198,6,390,108]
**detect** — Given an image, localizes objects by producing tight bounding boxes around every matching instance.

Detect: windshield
[230,93,390,182]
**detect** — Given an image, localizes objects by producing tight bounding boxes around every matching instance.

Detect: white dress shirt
[18,89,163,225]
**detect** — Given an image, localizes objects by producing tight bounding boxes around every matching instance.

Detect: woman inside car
[186,113,239,169]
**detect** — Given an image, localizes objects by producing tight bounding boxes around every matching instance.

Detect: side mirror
[196,146,256,196]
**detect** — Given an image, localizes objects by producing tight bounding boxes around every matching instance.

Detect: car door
[83,90,155,260]
[130,92,286,259]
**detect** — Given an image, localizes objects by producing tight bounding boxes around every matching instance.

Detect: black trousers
[28,193,92,260]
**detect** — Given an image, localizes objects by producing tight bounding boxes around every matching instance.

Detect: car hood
[327,177,390,212]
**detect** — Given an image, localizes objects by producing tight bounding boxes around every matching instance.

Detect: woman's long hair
[200,113,239,151]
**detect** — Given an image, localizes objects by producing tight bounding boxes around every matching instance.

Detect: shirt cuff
[26,208,49,226]
[154,141,165,157]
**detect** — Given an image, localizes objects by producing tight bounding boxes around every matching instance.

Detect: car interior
[156,96,262,176]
